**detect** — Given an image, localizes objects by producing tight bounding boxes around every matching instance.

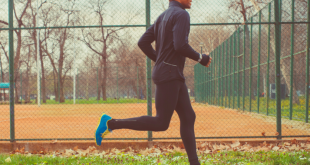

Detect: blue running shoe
[95,113,112,146]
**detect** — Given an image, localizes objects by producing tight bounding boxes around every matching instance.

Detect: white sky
[0,0,275,73]
[0,0,230,26]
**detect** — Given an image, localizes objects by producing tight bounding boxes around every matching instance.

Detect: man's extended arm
[173,11,209,66]
[137,24,157,62]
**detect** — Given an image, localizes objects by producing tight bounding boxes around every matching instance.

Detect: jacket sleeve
[138,24,157,62]
[172,11,209,66]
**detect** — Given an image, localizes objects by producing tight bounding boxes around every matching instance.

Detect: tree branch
[0,20,8,26]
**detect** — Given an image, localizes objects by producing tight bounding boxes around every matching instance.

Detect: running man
[95,0,212,164]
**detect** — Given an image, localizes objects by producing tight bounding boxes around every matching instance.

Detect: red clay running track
[0,103,308,140]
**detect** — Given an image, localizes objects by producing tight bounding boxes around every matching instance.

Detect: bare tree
[112,33,147,99]
[26,0,50,103]
[40,3,75,103]
[80,0,139,101]
[0,0,31,102]
[81,55,97,100]
[0,32,8,83]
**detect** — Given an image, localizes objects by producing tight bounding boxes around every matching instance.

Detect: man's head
[170,0,192,9]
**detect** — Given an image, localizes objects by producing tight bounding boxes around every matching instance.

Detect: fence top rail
[0,21,309,31]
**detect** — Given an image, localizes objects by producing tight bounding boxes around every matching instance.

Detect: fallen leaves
[230,141,241,148]
[272,146,280,151]
[7,139,310,159]
[179,143,185,149]
[196,139,310,153]
[291,139,298,144]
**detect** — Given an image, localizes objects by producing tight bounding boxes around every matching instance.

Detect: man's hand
[205,52,212,68]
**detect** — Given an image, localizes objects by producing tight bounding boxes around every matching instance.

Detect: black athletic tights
[108,80,200,165]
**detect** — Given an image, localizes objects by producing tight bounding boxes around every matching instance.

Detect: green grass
[205,96,310,122]
[1,151,310,165]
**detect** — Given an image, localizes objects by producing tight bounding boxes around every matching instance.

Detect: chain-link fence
[0,0,309,141]
[195,0,310,138]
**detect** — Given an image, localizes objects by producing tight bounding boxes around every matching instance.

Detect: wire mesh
[0,0,309,141]
[195,0,310,138]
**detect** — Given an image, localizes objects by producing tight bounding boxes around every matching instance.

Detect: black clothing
[108,1,207,165]
[108,80,200,165]
[138,1,210,84]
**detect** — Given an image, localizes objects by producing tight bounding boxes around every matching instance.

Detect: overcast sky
[0,0,275,72]
[0,0,230,26]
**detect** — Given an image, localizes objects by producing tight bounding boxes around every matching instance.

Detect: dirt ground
[0,103,309,140]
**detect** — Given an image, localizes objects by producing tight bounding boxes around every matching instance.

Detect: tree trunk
[132,80,138,99]
[60,79,65,102]
[97,67,101,100]
[25,70,30,102]
[102,64,107,101]
[58,68,65,103]
[127,88,130,99]
[40,43,47,103]
[58,29,66,103]
[86,74,89,100]
[53,70,59,102]
[14,31,22,103]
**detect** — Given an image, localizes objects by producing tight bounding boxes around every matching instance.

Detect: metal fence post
[211,52,213,104]
[289,0,295,120]
[225,40,228,107]
[117,67,119,103]
[20,71,22,104]
[229,36,232,108]
[194,65,196,102]
[233,32,236,109]
[202,63,204,103]
[249,17,253,112]
[205,64,207,103]
[207,53,210,104]
[40,72,42,104]
[275,0,282,138]
[200,46,204,103]
[306,0,310,123]
[242,25,246,111]
[215,48,217,105]
[197,67,200,102]
[257,11,262,114]
[9,0,15,142]
[218,46,220,106]
[212,49,214,104]
[207,64,209,104]
[237,29,240,109]
[196,64,198,102]
[58,68,60,104]
[146,0,152,141]
[213,48,215,104]
[137,66,139,104]
[77,69,79,104]
[267,3,271,116]
[201,66,203,103]
[221,42,224,107]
